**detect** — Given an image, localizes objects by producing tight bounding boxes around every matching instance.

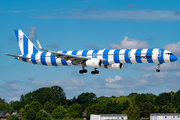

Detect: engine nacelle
[85,58,102,68]
[104,63,123,70]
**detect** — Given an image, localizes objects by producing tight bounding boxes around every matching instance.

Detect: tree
[155,93,171,107]
[67,96,77,106]
[147,94,157,106]
[36,110,51,120]
[104,99,116,114]
[97,96,110,105]
[19,108,26,117]
[139,102,157,118]
[76,92,97,110]
[51,105,67,119]
[135,94,149,107]
[25,101,42,113]
[10,101,22,112]
[68,103,83,118]
[158,101,174,113]
[97,96,110,113]
[50,86,66,106]
[177,106,180,113]
[32,86,66,106]
[86,104,103,118]
[0,98,10,111]
[26,109,36,120]
[128,92,138,98]
[24,92,34,103]
[104,99,130,114]
[20,95,30,107]
[168,91,175,101]
[7,115,19,120]
[32,87,52,106]
[44,101,56,114]
[172,90,180,108]
[122,100,130,111]
[123,105,140,120]
[114,96,132,105]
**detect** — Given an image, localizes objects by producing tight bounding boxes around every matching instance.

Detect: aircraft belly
[130,59,137,63]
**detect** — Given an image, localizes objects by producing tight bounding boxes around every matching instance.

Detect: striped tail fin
[14,29,39,55]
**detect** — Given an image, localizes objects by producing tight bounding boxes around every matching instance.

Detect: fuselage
[5,29,177,74]
[17,48,177,66]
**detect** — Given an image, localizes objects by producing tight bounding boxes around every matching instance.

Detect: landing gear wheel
[156,63,161,72]
[91,70,99,75]
[83,69,87,73]
[91,71,96,75]
[79,70,84,74]
[79,69,88,74]
[95,70,99,74]
[156,69,160,72]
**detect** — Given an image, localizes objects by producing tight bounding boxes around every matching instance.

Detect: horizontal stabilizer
[4,54,30,59]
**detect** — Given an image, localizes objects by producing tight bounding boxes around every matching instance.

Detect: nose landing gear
[156,69,160,72]
[156,63,161,72]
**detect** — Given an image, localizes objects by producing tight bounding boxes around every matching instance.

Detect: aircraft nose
[170,55,177,62]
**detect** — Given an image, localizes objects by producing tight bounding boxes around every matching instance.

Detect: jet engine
[84,58,102,68]
[104,63,123,70]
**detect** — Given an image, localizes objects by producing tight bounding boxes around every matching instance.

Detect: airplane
[4,29,178,75]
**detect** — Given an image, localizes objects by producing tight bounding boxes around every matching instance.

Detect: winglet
[37,40,48,52]
[37,40,43,50]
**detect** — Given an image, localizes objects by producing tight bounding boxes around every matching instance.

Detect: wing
[37,40,89,65]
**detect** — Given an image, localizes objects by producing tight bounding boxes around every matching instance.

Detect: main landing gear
[79,69,87,74]
[91,68,99,75]
[79,67,99,75]
[79,65,87,74]
[156,63,161,72]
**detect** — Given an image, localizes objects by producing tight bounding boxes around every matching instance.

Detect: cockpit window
[166,53,173,55]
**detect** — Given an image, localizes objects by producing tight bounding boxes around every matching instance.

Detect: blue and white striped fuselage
[18,49,176,66]
[5,29,177,74]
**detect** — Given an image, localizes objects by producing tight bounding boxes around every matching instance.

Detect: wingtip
[37,40,43,50]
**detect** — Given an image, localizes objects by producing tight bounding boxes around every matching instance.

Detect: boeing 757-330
[4,30,178,75]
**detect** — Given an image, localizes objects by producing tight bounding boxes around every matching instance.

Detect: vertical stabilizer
[14,29,39,55]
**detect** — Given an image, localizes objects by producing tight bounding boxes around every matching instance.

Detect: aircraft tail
[14,29,39,55]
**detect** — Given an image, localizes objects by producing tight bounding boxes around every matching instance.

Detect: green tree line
[1,85,180,120]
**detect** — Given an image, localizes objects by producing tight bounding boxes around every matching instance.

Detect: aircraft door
[128,51,132,58]
[158,50,161,57]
